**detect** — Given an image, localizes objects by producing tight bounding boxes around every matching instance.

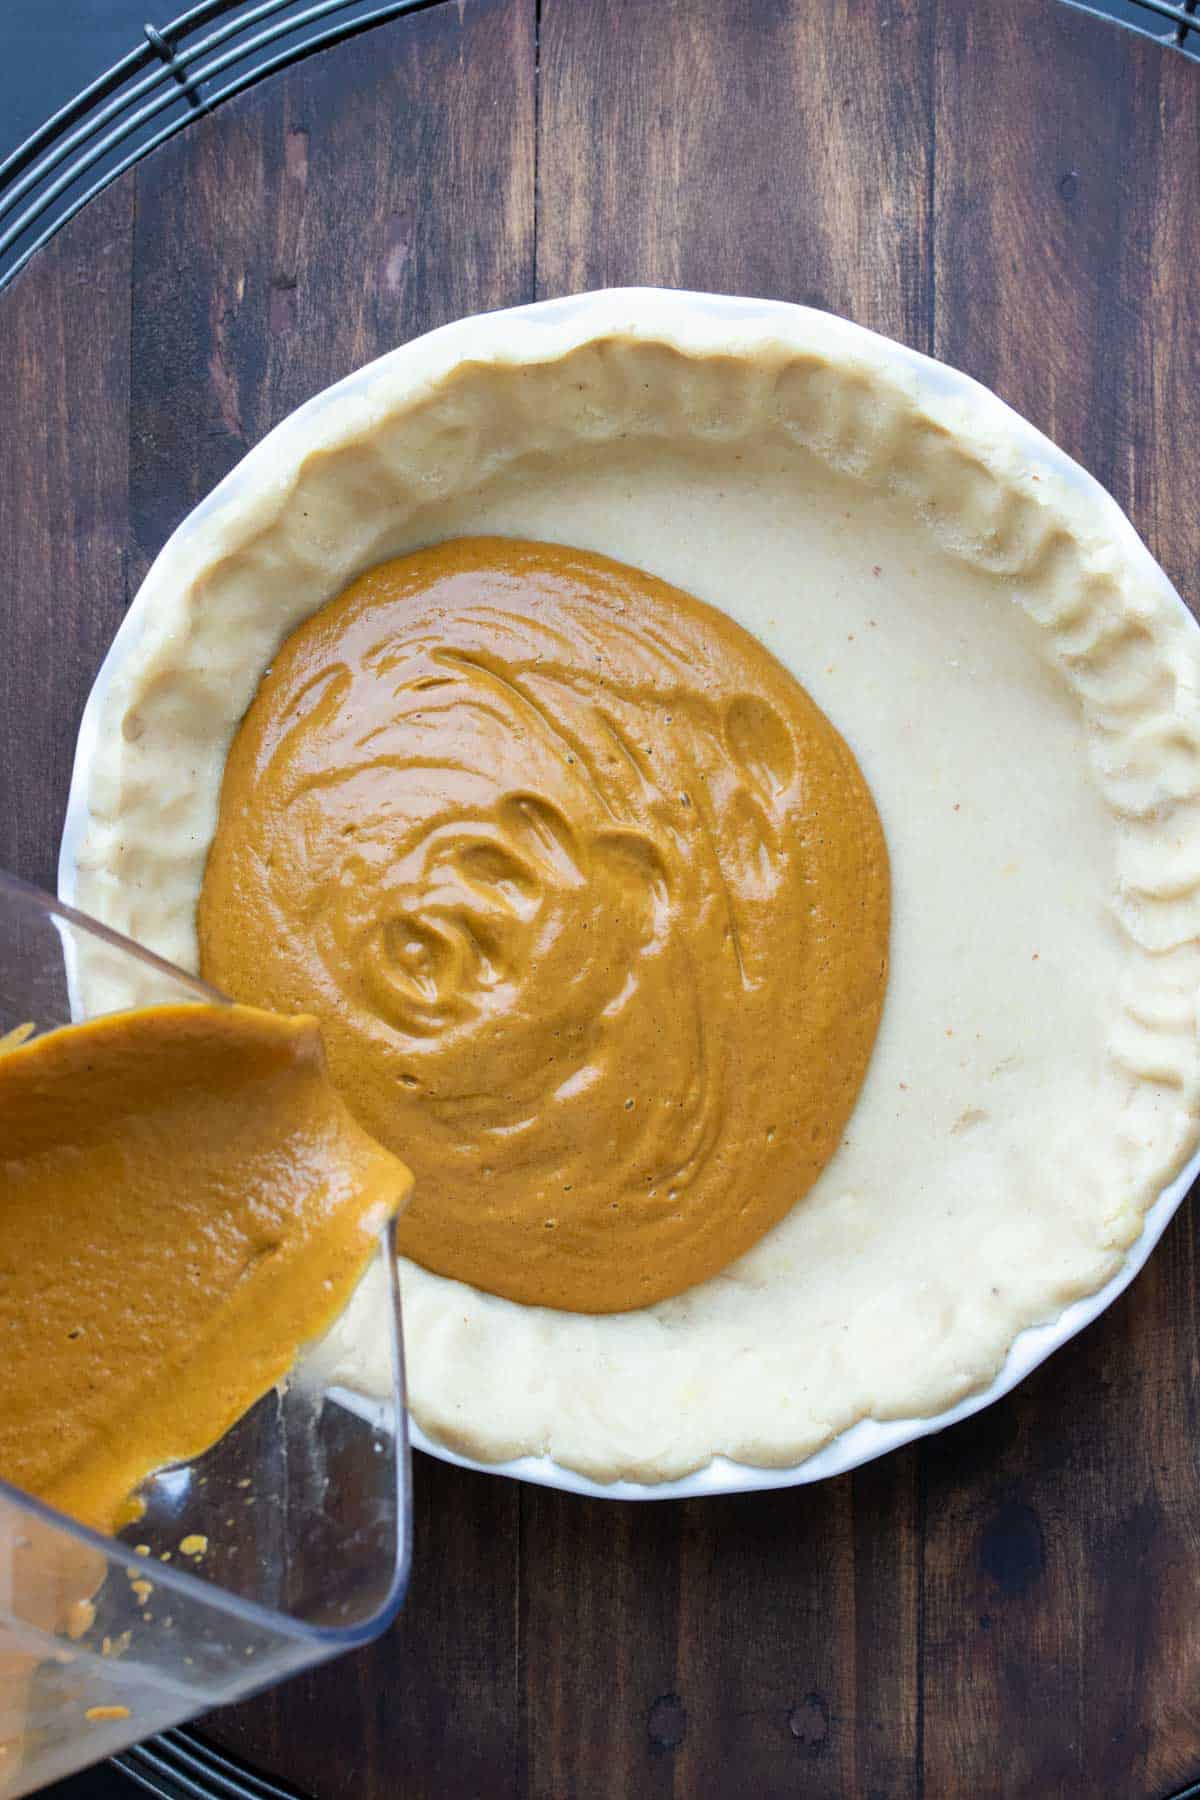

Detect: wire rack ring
[0,0,447,292]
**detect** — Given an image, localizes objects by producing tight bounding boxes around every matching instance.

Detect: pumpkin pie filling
[199,537,890,1312]
[0,1003,412,1535]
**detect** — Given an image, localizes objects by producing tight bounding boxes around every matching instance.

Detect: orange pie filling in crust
[199,537,890,1313]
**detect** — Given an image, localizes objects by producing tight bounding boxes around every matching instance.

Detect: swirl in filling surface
[200,537,889,1312]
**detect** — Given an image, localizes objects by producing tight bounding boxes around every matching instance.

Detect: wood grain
[538,0,934,343]
[2,2,1200,1797]
[0,177,133,892]
[129,0,535,589]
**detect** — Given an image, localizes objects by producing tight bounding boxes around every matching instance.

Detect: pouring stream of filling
[0,1003,411,1535]
[200,538,890,1312]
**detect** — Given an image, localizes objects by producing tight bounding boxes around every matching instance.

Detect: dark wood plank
[518,1464,920,1800]
[129,0,536,588]
[206,1458,525,1800]
[923,7,1200,1796]
[0,177,134,889]
[121,5,536,1796]
[538,0,934,341]
[516,1491,681,1800]
[929,0,1129,471]
[1117,24,1200,613]
[530,3,931,1795]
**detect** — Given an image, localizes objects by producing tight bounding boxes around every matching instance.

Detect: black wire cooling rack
[115,1729,308,1798]
[0,0,444,292]
[0,0,1197,293]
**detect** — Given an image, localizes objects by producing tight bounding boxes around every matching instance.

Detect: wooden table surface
[3,2,1199,1795]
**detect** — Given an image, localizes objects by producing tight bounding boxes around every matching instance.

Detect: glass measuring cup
[0,872,410,1796]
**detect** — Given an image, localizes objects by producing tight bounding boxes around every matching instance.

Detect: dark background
[3,2,140,162]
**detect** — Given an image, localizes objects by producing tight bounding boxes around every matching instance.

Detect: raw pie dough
[66,294,1200,1482]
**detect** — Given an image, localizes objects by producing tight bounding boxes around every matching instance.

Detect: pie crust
[62,291,1200,1483]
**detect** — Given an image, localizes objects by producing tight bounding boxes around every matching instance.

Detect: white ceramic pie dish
[58,288,1200,1500]
[406,1153,1199,1498]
